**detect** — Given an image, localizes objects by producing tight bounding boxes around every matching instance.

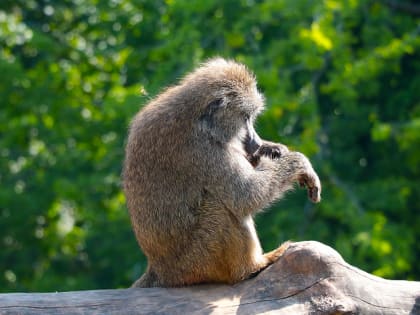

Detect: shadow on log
[1,241,419,314]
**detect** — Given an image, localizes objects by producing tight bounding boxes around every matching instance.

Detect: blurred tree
[0,0,419,292]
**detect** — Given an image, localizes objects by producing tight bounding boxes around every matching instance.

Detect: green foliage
[1,0,419,291]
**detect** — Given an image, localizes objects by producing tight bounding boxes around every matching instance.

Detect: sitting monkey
[123,58,321,287]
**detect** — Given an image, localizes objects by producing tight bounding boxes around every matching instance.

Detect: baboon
[123,58,321,288]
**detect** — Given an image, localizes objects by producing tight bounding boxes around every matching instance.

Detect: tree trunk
[1,241,419,314]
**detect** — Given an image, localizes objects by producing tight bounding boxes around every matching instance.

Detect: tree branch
[0,241,419,314]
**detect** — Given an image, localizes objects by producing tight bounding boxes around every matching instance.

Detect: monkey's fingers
[298,174,321,203]
[308,186,321,203]
[270,148,282,159]
[259,145,282,159]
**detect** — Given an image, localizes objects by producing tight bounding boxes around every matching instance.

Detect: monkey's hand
[284,152,321,203]
[257,141,289,159]
[299,171,321,203]
[296,154,321,203]
[249,142,289,167]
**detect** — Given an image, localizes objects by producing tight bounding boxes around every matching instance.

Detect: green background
[1,0,419,292]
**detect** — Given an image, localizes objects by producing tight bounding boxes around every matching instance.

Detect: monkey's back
[123,90,214,262]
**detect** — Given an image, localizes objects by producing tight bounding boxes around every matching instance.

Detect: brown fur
[123,58,321,287]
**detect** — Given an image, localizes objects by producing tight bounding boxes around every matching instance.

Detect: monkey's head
[181,58,265,145]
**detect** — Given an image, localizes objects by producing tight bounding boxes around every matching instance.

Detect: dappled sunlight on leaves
[0,0,419,292]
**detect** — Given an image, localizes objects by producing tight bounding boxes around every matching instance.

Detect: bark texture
[1,241,419,314]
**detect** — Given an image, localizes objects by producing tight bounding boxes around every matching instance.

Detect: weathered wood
[1,241,419,314]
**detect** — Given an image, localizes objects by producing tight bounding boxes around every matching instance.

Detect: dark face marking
[244,119,262,156]
[243,119,289,167]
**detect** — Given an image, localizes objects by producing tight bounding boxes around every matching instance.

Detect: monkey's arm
[214,151,321,218]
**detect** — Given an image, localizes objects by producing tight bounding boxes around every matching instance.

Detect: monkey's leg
[263,241,291,265]
[245,242,291,279]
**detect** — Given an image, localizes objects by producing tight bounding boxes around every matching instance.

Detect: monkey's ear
[200,98,224,120]
[199,98,224,131]
[206,98,224,114]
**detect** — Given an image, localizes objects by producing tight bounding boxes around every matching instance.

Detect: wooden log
[1,241,419,314]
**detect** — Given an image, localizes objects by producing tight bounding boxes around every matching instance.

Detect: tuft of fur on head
[183,58,257,89]
[178,58,266,143]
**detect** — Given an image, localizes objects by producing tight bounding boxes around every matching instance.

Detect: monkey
[123,58,321,288]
